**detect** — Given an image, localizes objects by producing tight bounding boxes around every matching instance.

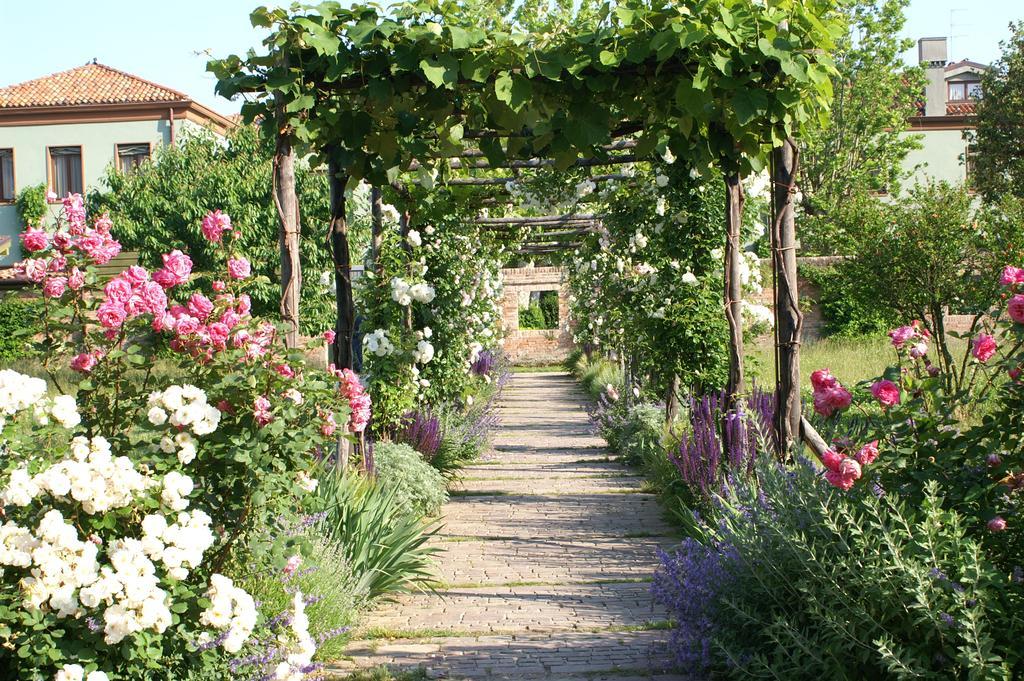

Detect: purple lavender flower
[396,409,443,460]
[470,349,496,376]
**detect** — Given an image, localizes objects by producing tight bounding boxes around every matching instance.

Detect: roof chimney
[918,37,948,67]
[919,37,949,117]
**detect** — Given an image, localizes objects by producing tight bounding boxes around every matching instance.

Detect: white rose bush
[0,196,355,679]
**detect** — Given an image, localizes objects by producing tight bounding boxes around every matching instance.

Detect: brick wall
[500,266,574,365]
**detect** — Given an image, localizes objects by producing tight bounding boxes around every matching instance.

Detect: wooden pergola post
[328,154,356,370]
[273,58,301,348]
[370,186,384,266]
[771,138,802,455]
[723,173,745,408]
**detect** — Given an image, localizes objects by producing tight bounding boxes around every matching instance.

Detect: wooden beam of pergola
[473,214,600,225]
[447,173,632,187]
[409,153,640,172]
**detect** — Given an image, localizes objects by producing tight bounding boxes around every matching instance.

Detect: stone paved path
[331,373,687,680]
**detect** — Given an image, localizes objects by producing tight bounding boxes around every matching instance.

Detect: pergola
[210,0,842,453]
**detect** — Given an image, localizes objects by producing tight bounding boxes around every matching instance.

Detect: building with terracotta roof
[0,61,235,264]
[901,38,989,188]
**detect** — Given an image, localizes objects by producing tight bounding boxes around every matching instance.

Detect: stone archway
[499,266,574,365]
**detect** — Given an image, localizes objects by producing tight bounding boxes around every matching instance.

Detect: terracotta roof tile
[0,62,189,109]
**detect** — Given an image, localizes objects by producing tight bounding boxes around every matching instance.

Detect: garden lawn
[751,335,891,388]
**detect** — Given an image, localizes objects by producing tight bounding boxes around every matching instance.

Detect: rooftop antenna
[949,8,970,61]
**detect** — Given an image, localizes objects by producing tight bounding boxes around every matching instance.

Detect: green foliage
[973,21,1024,204]
[14,184,47,227]
[568,163,730,397]
[517,303,549,330]
[695,459,1021,678]
[838,183,1024,391]
[89,125,368,335]
[0,297,41,362]
[211,0,842,183]
[314,469,440,600]
[799,263,897,337]
[372,442,448,518]
[239,537,362,660]
[799,0,923,253]
[616,403,666,468]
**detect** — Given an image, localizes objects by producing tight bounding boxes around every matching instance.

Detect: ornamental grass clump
[0,197,356,680]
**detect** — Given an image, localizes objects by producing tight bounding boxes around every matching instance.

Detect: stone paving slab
[331,630,687,680]
[430,536,675,586]
[438,493,666,539]
[361,582,667,633]
[338,373,681,680]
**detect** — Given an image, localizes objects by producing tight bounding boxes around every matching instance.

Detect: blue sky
[0,0,1020,115]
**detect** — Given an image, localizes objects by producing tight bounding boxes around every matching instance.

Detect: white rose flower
[147,407,168,426]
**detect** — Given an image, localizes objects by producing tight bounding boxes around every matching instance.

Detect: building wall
[900,128,970,188]
[0,118,175,264]
[500,266,574,365]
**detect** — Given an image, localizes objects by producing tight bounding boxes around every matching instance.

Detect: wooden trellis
[213,1,839,455]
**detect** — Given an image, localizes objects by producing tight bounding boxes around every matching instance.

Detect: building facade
[0,62,234,265]
[901,37,988,188]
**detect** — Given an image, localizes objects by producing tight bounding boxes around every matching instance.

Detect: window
[49,146,83,197]
[967,81,983,99]
[0,149,13,202]
[116,143,150,173]
[518,290,560,330]
[948,82,967,101]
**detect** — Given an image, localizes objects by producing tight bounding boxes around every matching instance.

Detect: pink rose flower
[821,449,843,472]
[219,309,241,329]
[870,379,901,408]
[70,352,98,373]
[824,468,856,491]
[1000,266,1024,286]
[838,457,862,481]
[212,280,227,292]
[987,516,1007,532]
[320,412,337,437]
[139,281,168,315]
[855,440,879,466]
[96,302,127,329]
[207,322,230,348]
[888,325,915,349]
[52,232,73,252]
[19,259,47,283]
[972,334,997,363]
[237,293,251,315]
[1008,294,1024,324]
[227,257,251,280]
[103,278,133,305]
[187,293,215,320]
[42,277,67,299]
[323,329,337,344]
[810,368,837,392]
[122,265,150,287]
[68,267,85,290]
[20,227,49,252]
[275,364,295,379]
[174,315,201,337]
[253,395,273,426]
[154,250,193,288]
[909,342,928,359]
[201,210,233,243]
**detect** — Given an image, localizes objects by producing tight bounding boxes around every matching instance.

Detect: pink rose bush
[807,263,1024,539]
[2,197,356,679]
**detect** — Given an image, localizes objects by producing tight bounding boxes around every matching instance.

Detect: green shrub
[518,303,548,329]
[800,263,896,338]
[372,442,448,518]
[239,537,362,660]
[14,184,46,227]
[617,403,665,467]
[660,459,1022,678]
[578,358,623,399]
[0,297,41,362]
[315,469,439,600]
[538,290,559,328]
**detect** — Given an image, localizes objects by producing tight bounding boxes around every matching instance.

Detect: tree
[972,21,1024,204]
[89,125,370,335]
[799,0,924,253]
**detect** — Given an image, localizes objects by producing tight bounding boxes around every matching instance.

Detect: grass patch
[750,335,893,388]
[511,364,566,373]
